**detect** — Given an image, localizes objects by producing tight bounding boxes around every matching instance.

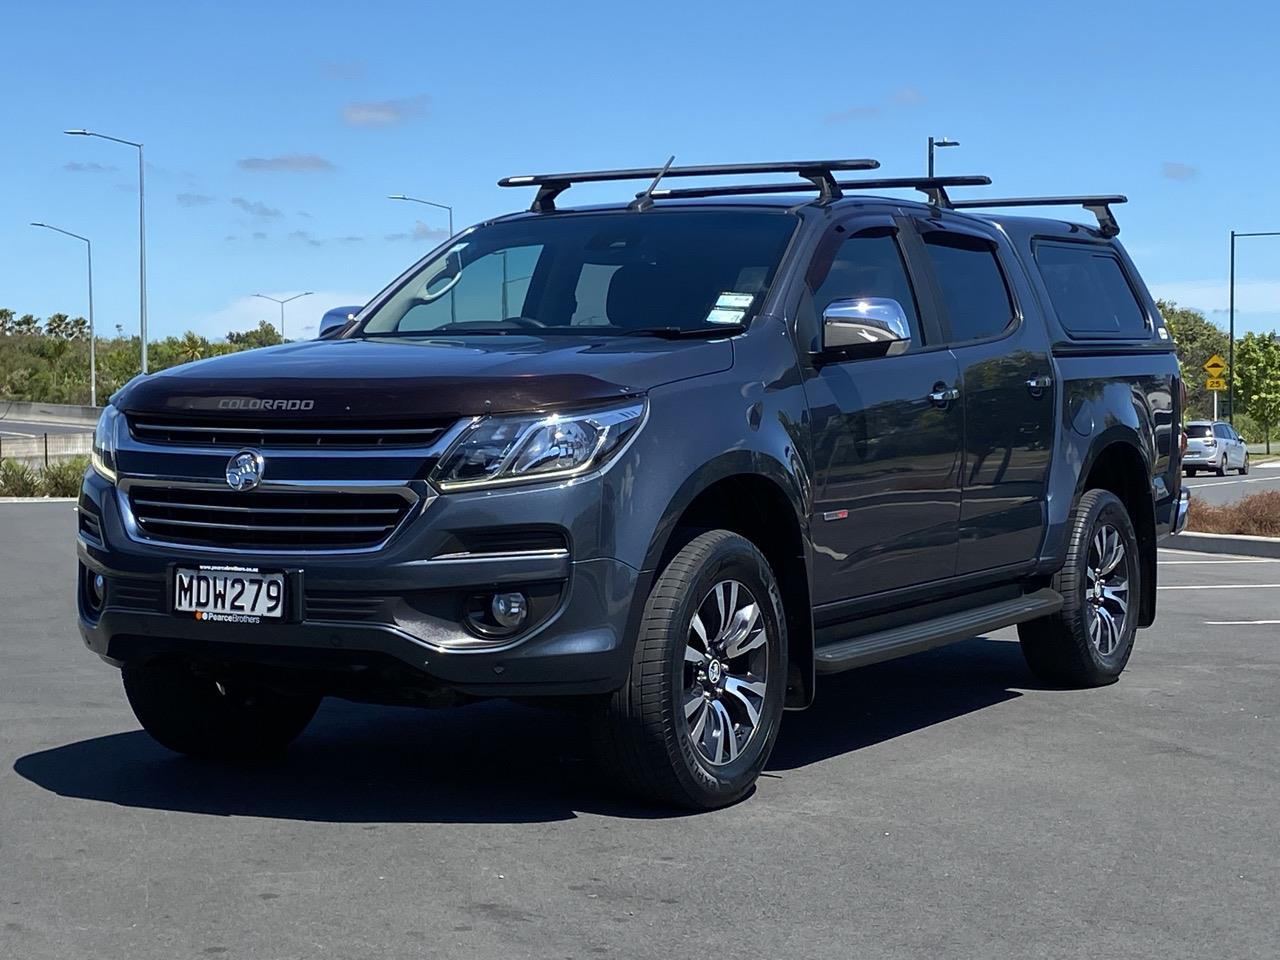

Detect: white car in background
[1183,420,1249,476]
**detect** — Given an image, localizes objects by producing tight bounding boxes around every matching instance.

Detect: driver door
[800,214,964,605]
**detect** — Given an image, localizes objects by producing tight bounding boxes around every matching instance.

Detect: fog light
[491,592,527,629]
[85,571,106,613]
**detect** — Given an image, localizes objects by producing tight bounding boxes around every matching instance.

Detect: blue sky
[3,0,1279,341]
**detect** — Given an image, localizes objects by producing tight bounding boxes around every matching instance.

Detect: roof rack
[948,195,1127,238]
[646,175,991,207]
[497,158,881,212]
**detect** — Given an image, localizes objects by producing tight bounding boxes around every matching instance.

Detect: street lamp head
[63,129,91,136]
[934,137,960,148]
[30,222,46,228]
[388,194,408,201]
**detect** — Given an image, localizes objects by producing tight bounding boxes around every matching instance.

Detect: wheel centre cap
[707,660,723,685]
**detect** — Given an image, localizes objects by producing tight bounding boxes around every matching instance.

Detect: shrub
[39,456,89,497]
[0,458,41,497]
[1187,490,1280,537]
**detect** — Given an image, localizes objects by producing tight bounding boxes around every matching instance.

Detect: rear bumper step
[814,588,1063,674]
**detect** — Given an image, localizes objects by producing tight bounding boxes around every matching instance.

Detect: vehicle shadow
[13,637,1037,824]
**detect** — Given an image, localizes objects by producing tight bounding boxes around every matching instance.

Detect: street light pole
[388,194,457,322]
[927,136,959,177]
[64,129,147,374]
[31,222,97,406]
[252,292,314,340]
[1227,229,1280,425]
[387,194,454,236]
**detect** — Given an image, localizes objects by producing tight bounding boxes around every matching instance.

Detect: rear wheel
[1240,453,1250,475]
[1216,456,1227,476]
[123,658,320,760]
[1018,489,1140,687]
[593,530,787,809]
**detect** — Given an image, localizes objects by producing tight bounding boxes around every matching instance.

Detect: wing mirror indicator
[820,297,911,359]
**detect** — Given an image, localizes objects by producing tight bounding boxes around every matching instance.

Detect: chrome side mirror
[821,297,911,357]
[318,306,361,338]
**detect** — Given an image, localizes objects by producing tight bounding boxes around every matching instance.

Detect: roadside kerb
[1164,530,1280,559]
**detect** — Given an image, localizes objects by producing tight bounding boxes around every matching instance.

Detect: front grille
[128,415,454,449]
[127,486,414,551]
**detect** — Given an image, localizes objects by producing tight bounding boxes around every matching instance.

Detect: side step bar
[814,588,1063,674]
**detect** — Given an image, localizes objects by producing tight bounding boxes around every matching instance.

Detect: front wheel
[123,658,320,760]
[593,530,787,809]
[1018,489,1140,687]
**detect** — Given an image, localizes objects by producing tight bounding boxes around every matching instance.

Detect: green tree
[226,319,283,349]
[0,308,14,336]
[1158,300,1229,419]
[1235,331,1280,453]
[66,316,90,341]
[13,314,40,336]
[44,313,71,339]
[180,330,209,360]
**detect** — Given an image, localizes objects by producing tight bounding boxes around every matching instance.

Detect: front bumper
[76,470,640,698]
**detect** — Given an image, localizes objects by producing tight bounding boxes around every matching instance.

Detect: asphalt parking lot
[1184,461,1280,506]
[1,501,1277,960]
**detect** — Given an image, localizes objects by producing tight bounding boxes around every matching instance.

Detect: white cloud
[238,154,335,172]
[342,94,430,128]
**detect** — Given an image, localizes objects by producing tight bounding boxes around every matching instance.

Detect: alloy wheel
[1085,524,1129,656]
[682,579,770,766]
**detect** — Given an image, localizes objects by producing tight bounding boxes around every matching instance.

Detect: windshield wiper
[626,324,746,339]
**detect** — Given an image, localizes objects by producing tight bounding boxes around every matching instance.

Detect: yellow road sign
[1206,377,1227,391]
[1204,354,1228,377]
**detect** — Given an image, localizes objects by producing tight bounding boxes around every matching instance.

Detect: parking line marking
[1159,584,1280,590]
[1204,620,1280,625]
[1185,476,1280,488]
[1159,559,1280,565]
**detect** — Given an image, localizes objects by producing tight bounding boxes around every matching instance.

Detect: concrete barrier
[0,399,103,426]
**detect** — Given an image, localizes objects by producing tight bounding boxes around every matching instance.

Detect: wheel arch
[636,452,815,709]
[1075,432,1158,628]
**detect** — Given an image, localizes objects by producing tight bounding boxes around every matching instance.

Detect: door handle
[928,384,960,406]
[1026,374,1053,395]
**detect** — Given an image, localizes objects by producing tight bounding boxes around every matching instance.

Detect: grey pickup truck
[77,159,1187,808]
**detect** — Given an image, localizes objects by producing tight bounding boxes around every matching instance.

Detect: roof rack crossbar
[644,175,991,204]
[949,195,1128,237]
[498,159,880,211]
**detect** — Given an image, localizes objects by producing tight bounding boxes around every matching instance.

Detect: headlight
[431,400,645,491]
[91,405,121,484]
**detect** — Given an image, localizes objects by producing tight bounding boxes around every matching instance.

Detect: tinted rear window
[1034,242,1149,338]
[1186,425,1213,438]
[920,232,1015,343]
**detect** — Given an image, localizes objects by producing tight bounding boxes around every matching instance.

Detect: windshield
[357,209,797,337]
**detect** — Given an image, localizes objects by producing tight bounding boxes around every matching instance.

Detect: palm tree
[178,331,206,364]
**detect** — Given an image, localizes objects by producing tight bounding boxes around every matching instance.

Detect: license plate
[175,566,285,622]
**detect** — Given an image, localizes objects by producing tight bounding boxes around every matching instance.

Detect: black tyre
[1018,489,1140,687]
[1185,468,1196,477]
[1215,456,1227,476]
[1240,454,1250,476]
[123,658,320,760]
[593,530,787,809]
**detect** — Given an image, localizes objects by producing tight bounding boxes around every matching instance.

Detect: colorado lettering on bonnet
[216,398,315,411]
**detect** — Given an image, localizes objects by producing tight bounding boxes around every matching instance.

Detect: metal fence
[0,432,93,466]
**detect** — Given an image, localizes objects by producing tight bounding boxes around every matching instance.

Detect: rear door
[800,213,964,604]
[907,216,1055,576]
